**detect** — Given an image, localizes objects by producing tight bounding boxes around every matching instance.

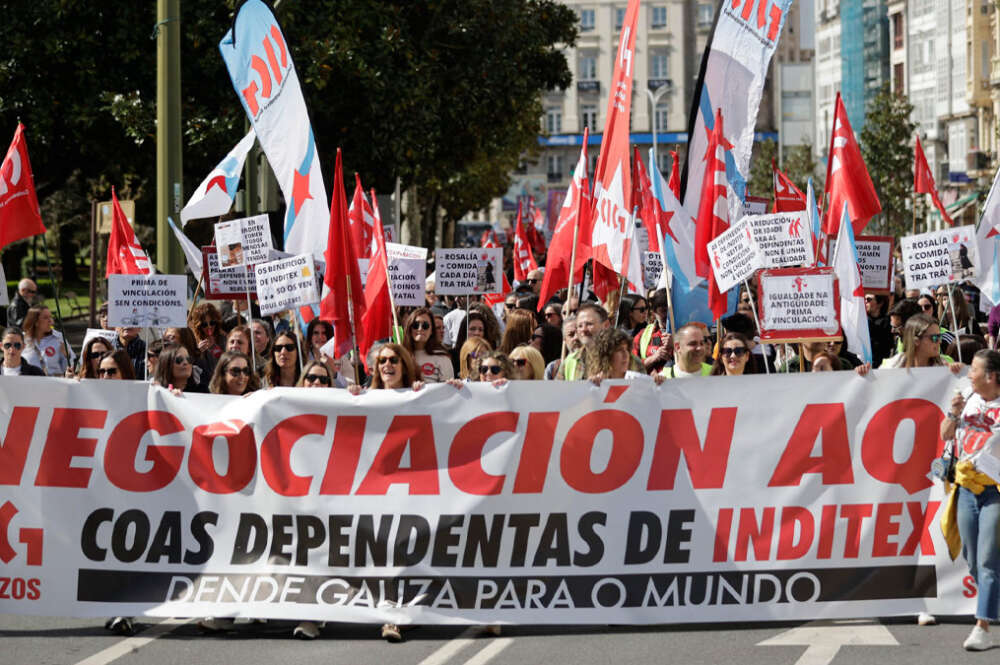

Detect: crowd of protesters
[3,263,998,644]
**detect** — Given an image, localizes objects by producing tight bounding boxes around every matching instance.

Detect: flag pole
[246,284,257,375]
[743,278,769,375]
[345,271,361,383]
[40,239,72,364]
[188,272,205,320]
[561,215,581,365]
[947,286,963,364]
[613,206,639,329]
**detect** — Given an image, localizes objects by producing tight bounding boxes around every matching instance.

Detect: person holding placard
[939,350,1000,650]
[264,332,302,388]
[402,308,453,384]
[78,337,114,379]
[208,351,259,396]
[1,327,44,376]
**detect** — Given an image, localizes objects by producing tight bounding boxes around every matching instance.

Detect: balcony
[577,80,600,93]
[967,150,990,171]
[647,78,673,92]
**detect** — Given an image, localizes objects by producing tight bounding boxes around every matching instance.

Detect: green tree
[747,140,820,207]
[860,86,916,238]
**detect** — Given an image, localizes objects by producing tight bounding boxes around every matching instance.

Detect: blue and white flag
[976,165,1000,306]
[180,129,256,225]
[649,148,702,292]
[806,177,824,266]
[219,0,328,260]
[832,203,873,364]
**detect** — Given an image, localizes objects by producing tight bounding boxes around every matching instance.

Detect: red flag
[360,190,392,366]
[823,93,881,235]
[106,187,152,276]
[633,146,661,252]
[590,0,641,292]
[513,202,538,281]
[0,123,46,252]
[667,150,680,200]
[538,128,590,309]
[914,136,953,226]
[526,197,548,256]
[348,173,376,259]
[772,160,807,212]
[320,149,366,357]
[694,109,730,279]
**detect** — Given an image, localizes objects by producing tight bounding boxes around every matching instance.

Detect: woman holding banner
[940,349,1000,650]
[881,314,953,369]
[208,351,259,395]
[1,327,44,376]
[264,332,302,388]
[585,328,663,384]
[297,360,336,388]
[710,333,756,376]
[402,307,454,383]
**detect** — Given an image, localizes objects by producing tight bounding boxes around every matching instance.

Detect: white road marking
[461,637,514,665]
[415,627,480,665]
[757,619,898,665]
[73,618,192,665]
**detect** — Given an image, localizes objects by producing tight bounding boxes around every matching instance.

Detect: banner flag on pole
[0,123,46,252]
[914,136,953,226]
[106,188,153,276]
[167,217,204,277]
[832,203,873,364]
[772,160,806,212]
[513,201,538,282]
[348,173,376,259]
[667,150,681,199]
[680,0,791,218]
[975,166,1000,304]
[649,148,701,292]
[360,193,392,366]
[180,129,256,225]
[822,93,881,236]
[590,0,640,279]
[219,0,328,260]
[806,178,826,266]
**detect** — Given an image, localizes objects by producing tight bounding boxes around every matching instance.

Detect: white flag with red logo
[590,0,640,288]
[106,188,153,276]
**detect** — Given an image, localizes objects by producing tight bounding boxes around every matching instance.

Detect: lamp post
[646,83,671,170]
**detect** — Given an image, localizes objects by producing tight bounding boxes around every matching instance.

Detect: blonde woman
[508,345,545,380]
[458,337,492,380]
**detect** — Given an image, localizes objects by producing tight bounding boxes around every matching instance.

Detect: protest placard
[643,251,663,290]
[387,242,428,306]
[746,211,813,268]
[202,247,255,300]
[254,254,320,316]
[706,217,764,293]
[214,214,272,269]
[108,274,188,328]
[757,267,840,343]
[435,248,503,295]
[900,225,978,291]
[744,196,769,216]
[854,235,894,292]
[81,327,117,352]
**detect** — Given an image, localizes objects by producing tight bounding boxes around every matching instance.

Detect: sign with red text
[434,248,502,295]
[747,211,814,268]
[854,235,894,293]
[202,247,256,300]
[758,267,840,342]
[707,217,763,293]
[0,370,969,624]
[900,225,979,290]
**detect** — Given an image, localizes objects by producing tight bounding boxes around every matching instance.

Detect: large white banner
[0,370,974,624]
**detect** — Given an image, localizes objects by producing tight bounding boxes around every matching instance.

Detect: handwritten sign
[386,243,428,306]
[707,218,763,293]
[643,251,663,290]
[108,275,188,328]
[434,248,502,295]
[746,211,813,268]
[758,267,840,343]
[854,235,894,292]
[214,214,272,269]
[900,225,978,290]
[202,247,255,300]
[254,254,320,316]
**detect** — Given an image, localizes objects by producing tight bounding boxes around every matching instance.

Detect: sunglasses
[923,333,943,343]
[526,279,539,284]
[97,367,118,377]
[721,347,748,357]
[545,310,560,317]
[3,342,22,350]
[479,364,503,375]
[411,320,431,331]
[505,303,517,309]
[304,373,332,385]
[378,355,400,366]
[864,296,874,302]
[512,358,528,367]
[174,355,191,365]
[274,343,297,353]
[88,350,105,360]
[199,321,216,329]
[632,306,647,312]
[227,367,252,377]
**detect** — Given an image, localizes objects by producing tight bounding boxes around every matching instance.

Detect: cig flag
[914,136,953,226]
[823,93,881,236]
[0,123,46,252]
[180,129,256,225]
[106,188,152,276]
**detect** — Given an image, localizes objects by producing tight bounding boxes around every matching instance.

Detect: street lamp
[646,83,671,170]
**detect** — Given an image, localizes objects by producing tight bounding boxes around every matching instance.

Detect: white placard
[434,247,503,295]
[204,247,254,298]
[214,214,272,269]
[81,328,117,352]
[254,254,320,316]
[0,263,8,306]
[386,243,428,306]
[706,218,764,293]
[643,251,663,290]
[760,272,839,334]
[107,274,188,328]
[854,236,894,291]
[900,225,979,290]
[746,211,813,268]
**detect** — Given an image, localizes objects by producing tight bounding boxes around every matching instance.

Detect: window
[892,13,903,49]
[658,151,672,174]
[547,155,565,180]
[651,5,668,28]
[580,8,595,31]
[579,53,597,81]
[654,102,670,133]
[580,104,599,131]
[615,6,626,29]
[698,3,714,27]
[545,107,562,134]
[893,62,904,95]
[650,52,669,79]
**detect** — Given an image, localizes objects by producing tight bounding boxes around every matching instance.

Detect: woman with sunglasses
[1,327,44,376]
[165,326,210,390]
[264,332,302,388]
[710,332,756,376]
[917,293,938,320]
[881,313,954,368]
[617,294,649,338]
[458,337,492,380]
[153,344,205,393]
[96,351,136,381]
[78,336,114,379]
[474,350,513,387]
[499,309,535,355]
[209,351,259,395]
[509,345,545,380]
[21,305,74,376]
[297,360,336,388]
[402,307,453,383]
[542,302,563,329]
[188,302,225,370]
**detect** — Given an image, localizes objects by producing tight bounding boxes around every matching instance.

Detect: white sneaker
[964,625,993,651]
[917,612,937,626]
[293,621,320,640]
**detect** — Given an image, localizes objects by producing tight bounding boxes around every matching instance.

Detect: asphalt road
[0,614,996,665]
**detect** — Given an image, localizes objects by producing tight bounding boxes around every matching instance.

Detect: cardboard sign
[387,243,428,306]
[202,247,256,300]
[900,225,978,290]
[214,214,272,269]
[746,211,814,268]
[81,328,117,353]
[757,267,840,343]
[707,218,764,293]
[254,254,320,316]
[434,248,503,295]
[107,274,188,328]
[643,251,663,290]
[854,235,894,293]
